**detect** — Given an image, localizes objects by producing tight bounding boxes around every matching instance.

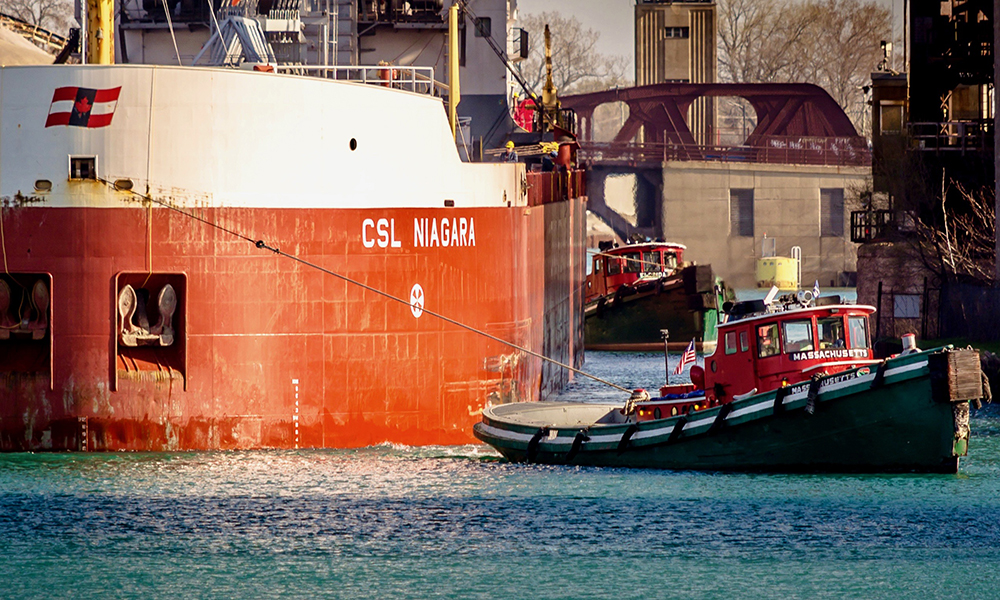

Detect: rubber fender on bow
[805,374,823,415]
[708,403,734,434]
[616,424,639,454]
[565,431,591,462]
[980,369,992,408]
[667,416,687,443]
[773,385,791,416]
[871,360,888,390]
[526,427,548,463]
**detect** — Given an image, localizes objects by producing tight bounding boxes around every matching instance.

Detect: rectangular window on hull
[730,189,754,237]
[70,156,97,180]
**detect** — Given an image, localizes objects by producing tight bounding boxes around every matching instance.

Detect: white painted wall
[0,65,525,209]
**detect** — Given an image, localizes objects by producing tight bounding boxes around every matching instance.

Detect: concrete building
[660,161,868,289]
[564,82,870,290]
[635,0,716,145]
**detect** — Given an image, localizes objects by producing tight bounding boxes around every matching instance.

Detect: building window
[821,188,844,237]
[894,294,921,319]
[475,17,491,37]
[880,103,903,134]
[664,26,689,38]
[730,189,754,237]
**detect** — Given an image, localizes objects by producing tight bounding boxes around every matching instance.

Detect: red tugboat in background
[584,240,729,352]
[475,291,988,473]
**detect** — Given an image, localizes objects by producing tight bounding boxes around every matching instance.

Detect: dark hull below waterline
[475,349,978,474]
[583,276,719,349]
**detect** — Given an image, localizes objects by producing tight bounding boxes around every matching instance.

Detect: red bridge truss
[562,83,870,168]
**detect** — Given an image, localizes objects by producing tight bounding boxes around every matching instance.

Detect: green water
[2,351,1000,598]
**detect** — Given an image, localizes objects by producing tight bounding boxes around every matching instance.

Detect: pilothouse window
[725,331,738,355]
[757,323,780,358]
[818,317,846,349]
[848,316,869,349]
[782,320,814,354]
[642,251,660,273]
[622,252,642,273]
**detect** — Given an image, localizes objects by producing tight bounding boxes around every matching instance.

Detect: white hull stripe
[480,359,930,448]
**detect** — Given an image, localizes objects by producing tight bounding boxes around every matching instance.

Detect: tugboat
[584,241,729,351]
[474,290,987,473]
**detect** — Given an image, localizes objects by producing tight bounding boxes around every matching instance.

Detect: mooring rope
[106,181,632,394]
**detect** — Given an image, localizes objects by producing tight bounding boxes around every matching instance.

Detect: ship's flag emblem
[45,86,121,128]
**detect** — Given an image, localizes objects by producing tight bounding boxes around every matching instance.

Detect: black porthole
[710,360,717,372]
[654,407,661,420]
[349,138,357,151]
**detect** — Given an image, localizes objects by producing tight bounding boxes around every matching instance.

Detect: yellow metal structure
[539,24,560,132]
[756,257,800,290]
[448,4,461,140]
[86,0,115,64]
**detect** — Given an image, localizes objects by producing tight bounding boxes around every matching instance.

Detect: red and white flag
[672,338,697,375]
[45,86,121,129]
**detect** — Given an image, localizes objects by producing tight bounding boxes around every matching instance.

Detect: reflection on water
[2,426,1000,598]
[3,348,999,599]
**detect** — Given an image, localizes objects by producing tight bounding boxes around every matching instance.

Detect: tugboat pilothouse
[475,289,988,473]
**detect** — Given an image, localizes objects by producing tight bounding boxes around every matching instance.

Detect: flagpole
[661,329,669,385]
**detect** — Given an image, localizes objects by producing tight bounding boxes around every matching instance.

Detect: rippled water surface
[3,351,1000,599]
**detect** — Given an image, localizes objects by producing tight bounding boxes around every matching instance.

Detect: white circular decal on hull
[409,284,424,318]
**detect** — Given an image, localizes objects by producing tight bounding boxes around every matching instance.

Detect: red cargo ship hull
[0,188,585,450]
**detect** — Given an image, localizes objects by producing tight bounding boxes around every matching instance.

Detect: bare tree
[912,183,996,284]
[517,11,630,96]
[0,0,74,35]
[717,0,891,137]
[717,0,815,83]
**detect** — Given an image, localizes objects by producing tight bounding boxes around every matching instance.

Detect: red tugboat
[584,241,728,351]
[475,292,987,473]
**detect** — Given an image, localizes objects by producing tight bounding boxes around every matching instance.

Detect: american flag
[672,339,697,375]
